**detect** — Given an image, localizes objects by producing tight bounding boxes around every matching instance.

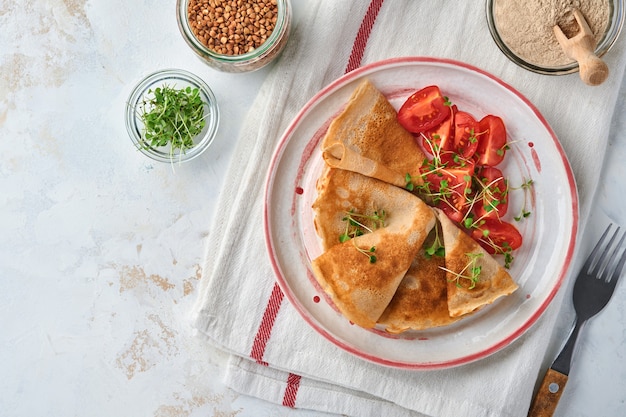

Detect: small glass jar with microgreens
[125,69,220,163]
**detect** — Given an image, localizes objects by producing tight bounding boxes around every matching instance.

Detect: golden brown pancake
[313,166,389,251]
[377,226,462,333]
[310,171,436,328]
[320,79,425,188]
[435,209,519,318]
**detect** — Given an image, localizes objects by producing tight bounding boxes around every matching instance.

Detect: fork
[528,224,626,417]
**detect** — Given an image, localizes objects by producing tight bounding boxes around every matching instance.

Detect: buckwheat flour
[493,0,610,67]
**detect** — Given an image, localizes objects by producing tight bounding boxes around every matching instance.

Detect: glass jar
[486,0,624,75]
[125,69,220,163]
[176,0,292,73]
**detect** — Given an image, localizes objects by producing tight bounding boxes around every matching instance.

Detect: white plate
[263,57,578,370]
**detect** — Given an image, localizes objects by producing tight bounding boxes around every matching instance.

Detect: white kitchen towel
[192,1,626,416]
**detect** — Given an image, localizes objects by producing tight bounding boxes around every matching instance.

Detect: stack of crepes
[310,79,518,333]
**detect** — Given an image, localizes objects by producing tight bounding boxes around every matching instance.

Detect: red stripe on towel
[250,282,284,365]
[282,373,302,408]
[345,0,385,73]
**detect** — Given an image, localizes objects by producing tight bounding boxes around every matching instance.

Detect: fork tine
[584,224,614,273]
[605,232,626,285]
[595,226,622,279]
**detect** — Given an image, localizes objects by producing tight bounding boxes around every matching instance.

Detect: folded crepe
[435,209,519,317]
[320,79,425,188]
[313,166,380,251]
[311,170,436,328]
[377,225,462,333]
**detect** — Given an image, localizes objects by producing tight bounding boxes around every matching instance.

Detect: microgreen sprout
[496,143,510,157]
[137,84,208,162]
[469,128,478,144]
[512,178,534,222]
[462,214,484,230]
[472,173,510,221]
[339,209,386,263]
[441,252,484,289]
[405,173,415,191]
[514,210,532,222]
[502,243,514,269]
[352,241,377,263]
[424,227,445,258]
[472,229,516,269]
[339,209,386,242]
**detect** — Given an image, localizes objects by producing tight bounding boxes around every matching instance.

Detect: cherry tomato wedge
[475,115,507,166]
[471,219,522,254]
[421,105,456,155]
[473,166,509,220]
[453,111,480,159]
[398,86,451,134]
[422,163,474,223]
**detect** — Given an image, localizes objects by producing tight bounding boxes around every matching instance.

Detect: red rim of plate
[263,56,579,370]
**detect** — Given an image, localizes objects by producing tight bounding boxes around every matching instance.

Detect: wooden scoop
[553,9,609,86]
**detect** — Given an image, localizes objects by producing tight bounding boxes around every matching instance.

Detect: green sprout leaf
[339,210,386,263]
[441,252,484,289]
[405,173,415,191]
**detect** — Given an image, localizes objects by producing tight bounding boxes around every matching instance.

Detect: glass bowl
[176,0,292,73]
[125,69,220,163]
[486,0,625,75]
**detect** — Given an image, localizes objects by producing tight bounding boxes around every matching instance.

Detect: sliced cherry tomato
[453,111,480,159]
[475,115,507,166]
[398,86,451,134]
[422,163,474,223]
[421,105,456,154]
[473,166,509,220]
[471,218,522,254]
[407,87,520,254]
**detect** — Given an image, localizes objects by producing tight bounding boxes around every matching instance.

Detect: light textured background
[0,1,624,416]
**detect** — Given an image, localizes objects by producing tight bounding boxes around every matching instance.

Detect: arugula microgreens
[339,209,386,263]
[138,84,208,162]
[441,252,484,289]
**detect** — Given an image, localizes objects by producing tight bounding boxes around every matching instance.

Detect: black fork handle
[551,317,585,374]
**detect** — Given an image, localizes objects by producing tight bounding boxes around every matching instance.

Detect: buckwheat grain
[187,0,278,56]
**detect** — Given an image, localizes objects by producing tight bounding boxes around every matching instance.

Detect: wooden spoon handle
[527,368,569,417]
